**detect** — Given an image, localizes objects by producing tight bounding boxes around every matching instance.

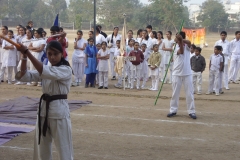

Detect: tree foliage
[0,0,68,28]
[197,0,229,31]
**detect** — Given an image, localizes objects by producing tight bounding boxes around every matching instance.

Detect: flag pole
[154,20,184,105]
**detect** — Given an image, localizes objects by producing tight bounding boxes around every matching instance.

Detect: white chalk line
[71,113,240,128]
[75,129,206,142]
[87,104,217,114]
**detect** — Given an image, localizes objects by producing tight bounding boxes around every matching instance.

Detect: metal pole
[94,0,96,44]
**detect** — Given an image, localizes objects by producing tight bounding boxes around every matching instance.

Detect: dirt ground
[0,31,240,160]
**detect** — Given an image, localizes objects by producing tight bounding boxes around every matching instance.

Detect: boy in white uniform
[214,31,230,89]
[228,31,240,84]
[206,46,223,96]
[167,32,196,119]
[97,42,110,89]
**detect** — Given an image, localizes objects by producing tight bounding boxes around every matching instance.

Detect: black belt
[38,94,67,144]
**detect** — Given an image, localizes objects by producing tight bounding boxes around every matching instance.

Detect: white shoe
[215,93,220,96]
[37,84,42,87]
[206,92,213,95]
[130,87,133,89]
[225,87,230,90]
[26,82,31,86]
[14,82,23,85]
[136,87,140,90]
[8,82,12,85]
[197,92,202,95]
[31,82,37,86]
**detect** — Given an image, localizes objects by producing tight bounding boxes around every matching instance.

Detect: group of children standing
[72,25,179,90]
[189,31,240,96]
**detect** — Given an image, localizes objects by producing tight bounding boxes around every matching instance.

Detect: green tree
[0,0,8,19]
[31,1,54,28]
[98,0,142,29]
[148,0,190,31]
[197,0,228,32]
[68,0,94,28]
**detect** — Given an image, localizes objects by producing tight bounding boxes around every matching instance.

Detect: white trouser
[0,67,14,82]
[72,58,85,83]
[0,63,4,81]
[99,71,108,87]
[151,75,159,90]
[192,71,202,93]
[110,52,116,77]
[170,75,195,114]
[0,67,6,81]
[141,71,148,88]
[14,60,19,76]
[164,63,173,83]
[208,70,220,94]
[228,55,240,82]
[126,62,131,84]
[219,71,223,92]
[160,66,164,81]
[223,64,229,88]
[95,73,99,84]
[131,64,141,88]
[33,116,73,160]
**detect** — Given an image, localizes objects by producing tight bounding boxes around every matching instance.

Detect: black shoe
[189,113,197,119]
[98,86,103,89]
[1,80,3,82]
[167,112,177,117]
[104,87,108,89]
[111,76,116,80]
[85,84,88,88]
[90,84,95,88]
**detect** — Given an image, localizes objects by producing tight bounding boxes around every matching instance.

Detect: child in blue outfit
[84,38,98,88]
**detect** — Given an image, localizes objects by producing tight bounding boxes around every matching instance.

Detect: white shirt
[31,39,46,61]
[96,34,107,46]
[158,39,164,54]
[107,34,121,52]
[2,39,17,67]
[215,39,230,56]
[16,35,26,43]
[126,37,135,45]
[72,38,87,58]
[21,37,33,47]
[151,38,158,45]
[229,39,240,56]
[98,49,110,72]
[140,38,153,52]
[172,44,192,76]
[16,65,72,118]
[210,54,223,71]
[114,48,121,57]
[190,52,195,59]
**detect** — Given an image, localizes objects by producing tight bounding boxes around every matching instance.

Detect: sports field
[0,30,240,160]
